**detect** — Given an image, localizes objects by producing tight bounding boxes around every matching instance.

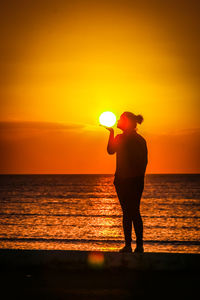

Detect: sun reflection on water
[0,174,199,253]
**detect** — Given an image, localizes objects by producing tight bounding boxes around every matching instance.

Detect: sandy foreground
[0,249,199,299]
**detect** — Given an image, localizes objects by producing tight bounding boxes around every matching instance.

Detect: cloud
[0,121,86,141]
[158,128,200,137]
[0,121,85,131]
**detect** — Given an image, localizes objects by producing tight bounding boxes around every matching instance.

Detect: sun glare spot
[87,251,105,269]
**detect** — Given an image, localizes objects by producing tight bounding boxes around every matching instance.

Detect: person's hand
[99,124,114,133]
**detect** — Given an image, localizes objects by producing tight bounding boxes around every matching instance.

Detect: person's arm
[106,128,121,155]
[100,125,120,154]
[107,128,116,154]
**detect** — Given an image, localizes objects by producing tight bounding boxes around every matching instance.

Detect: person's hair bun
[136,114,144,124]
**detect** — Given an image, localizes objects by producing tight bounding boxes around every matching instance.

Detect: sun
[99,111,116,127]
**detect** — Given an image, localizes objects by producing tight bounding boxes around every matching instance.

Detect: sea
[0,174,199,253]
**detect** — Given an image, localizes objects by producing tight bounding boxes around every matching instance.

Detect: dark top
[111,131,148,179]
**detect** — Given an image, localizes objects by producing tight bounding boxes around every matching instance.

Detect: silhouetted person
[104,112,148,253]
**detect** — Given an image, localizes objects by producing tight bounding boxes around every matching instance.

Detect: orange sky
[0,0,199,174]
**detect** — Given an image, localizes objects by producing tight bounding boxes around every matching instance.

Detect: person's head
[117,111,144,131]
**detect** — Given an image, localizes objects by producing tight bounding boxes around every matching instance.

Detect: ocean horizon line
[0,173,200,176]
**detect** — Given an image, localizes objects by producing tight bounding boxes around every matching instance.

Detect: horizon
[1,173,200,175]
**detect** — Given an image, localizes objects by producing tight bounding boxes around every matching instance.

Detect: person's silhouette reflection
[104,112,148,253]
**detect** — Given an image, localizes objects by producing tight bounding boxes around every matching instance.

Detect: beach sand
[0,249,199,299]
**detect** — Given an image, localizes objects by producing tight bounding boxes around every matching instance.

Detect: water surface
[0,174,199,253]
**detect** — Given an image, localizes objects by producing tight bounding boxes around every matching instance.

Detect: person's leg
[114,181,132,247]
[126,177,144,249]
[122,206,132,246]
[132,206,143,247]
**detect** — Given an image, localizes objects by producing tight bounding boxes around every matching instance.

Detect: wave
[1,193,118,201]
[0,212,199,220]
[0,237,199,246]
[0,223,199,231]
[0,212,121,218]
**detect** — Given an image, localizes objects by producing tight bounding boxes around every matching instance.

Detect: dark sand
[0,249,199,299]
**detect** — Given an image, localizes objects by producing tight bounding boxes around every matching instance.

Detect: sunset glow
[0,0,199,174]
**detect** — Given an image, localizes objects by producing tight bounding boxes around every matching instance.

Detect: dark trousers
[114,176,144,246]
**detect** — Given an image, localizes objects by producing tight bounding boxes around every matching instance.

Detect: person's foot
[119,245,132,253]
[134,245,144,253]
